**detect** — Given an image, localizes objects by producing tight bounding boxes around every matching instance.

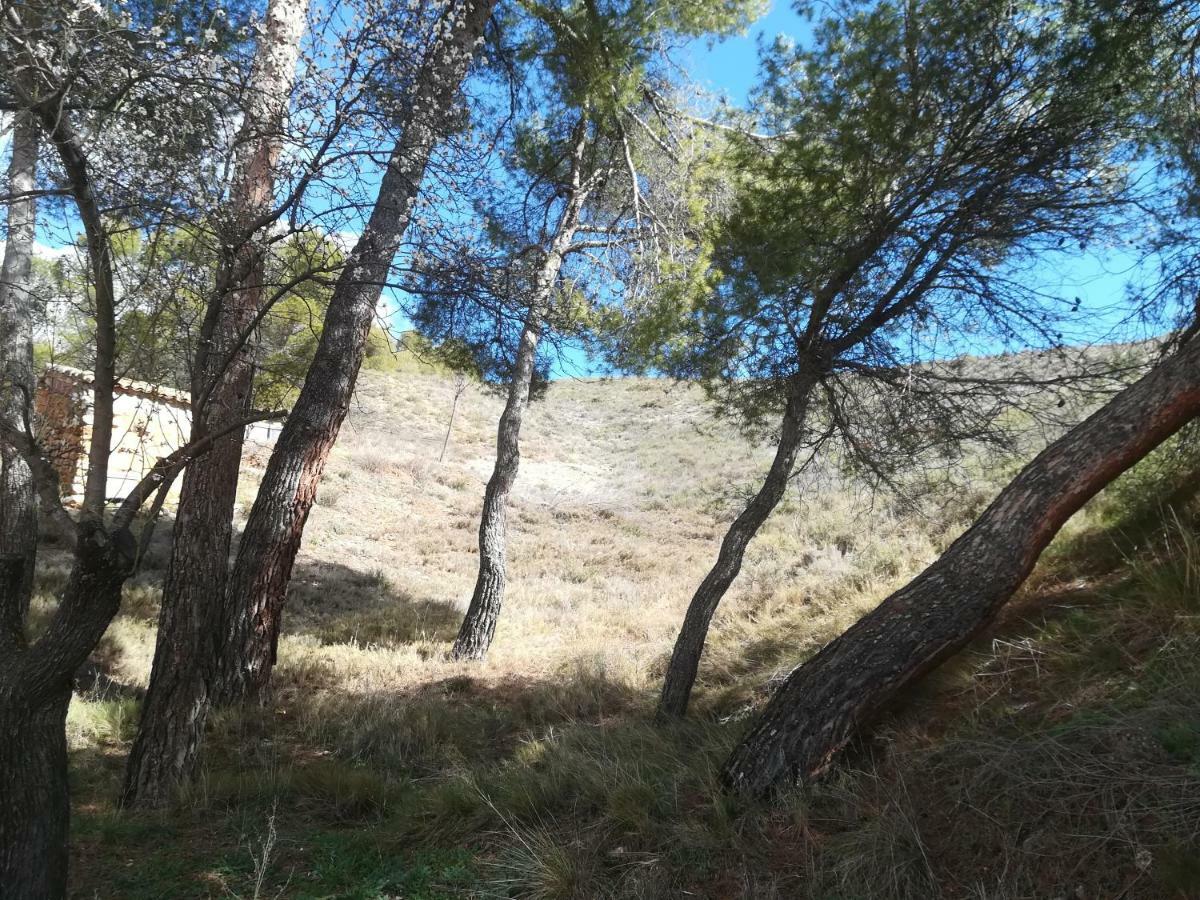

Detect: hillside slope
[222,370,940,699]
[54,367,1200,899]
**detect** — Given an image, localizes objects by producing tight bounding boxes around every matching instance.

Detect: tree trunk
[118,451,242,806]
[0,117,53,889]
[212,0,497,704]
[38,116,118,520]
[121,0,310,810]
[0,684,70,900]
[3,54,169,894]
[721,335,1200,798]
[657,387,811,719]
[0,526,130,899]
[450,305,544,661]
[0,109,40,630]
[451,186,587,660]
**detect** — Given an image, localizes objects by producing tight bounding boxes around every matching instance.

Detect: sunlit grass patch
[67,696,141,750]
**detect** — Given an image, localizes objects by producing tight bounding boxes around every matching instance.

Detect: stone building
[34,364,281,505]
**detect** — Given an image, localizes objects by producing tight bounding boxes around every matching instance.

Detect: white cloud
[33,241,77,261]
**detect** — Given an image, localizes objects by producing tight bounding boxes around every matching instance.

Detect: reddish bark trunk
[122,0,311,809]
[213,0,497,703]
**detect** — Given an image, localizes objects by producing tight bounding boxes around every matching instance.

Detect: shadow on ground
[283,561,464,646]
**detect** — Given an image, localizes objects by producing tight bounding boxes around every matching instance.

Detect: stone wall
[34,365,278,506]
[35,366,90,497]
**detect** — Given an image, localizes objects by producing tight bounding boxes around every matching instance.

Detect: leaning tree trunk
[657,387,811,719]
[0,110,40,625]
[211,0,497,704]
[0,526,130,899]
[451,182,587,661]
[721,333,1200,799]
[122,0,310,809]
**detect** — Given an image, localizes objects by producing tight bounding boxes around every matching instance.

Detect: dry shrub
[353,447,401,476]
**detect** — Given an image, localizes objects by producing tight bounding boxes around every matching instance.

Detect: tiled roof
[43,363,192,406]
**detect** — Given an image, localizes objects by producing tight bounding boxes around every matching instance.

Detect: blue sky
[386,7,819,379]
[25,2,819,378]
[685,1,811,104]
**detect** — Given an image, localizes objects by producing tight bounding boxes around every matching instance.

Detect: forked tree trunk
[4,50,171,896]
[212,0,497,703]
[122,0,310,809]
[657,387,811,719]
[0,110,39,627]
[721,334,1200,798]
[0,527,130,899]
[451,179,586,660]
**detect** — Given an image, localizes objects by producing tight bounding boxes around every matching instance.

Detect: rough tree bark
[721,333,1200,798]
[0,675,70,900]
[451,132,590,660]
[0,110,39,628]
[122,0,311,809]
[212,0,497,702]
[656,385,812,718]
[0,524,133,900]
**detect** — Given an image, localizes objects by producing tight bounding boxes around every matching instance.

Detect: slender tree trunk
[212,0,497,704]
[721,335,1200,798]
[41,119,118,520]
[451,127,590,661]
[439,375,467,463]
[0,124,47,888]
[121,0,310,809]
[450,304,546,661]
[657,386,811,719]
[0,110,39,629]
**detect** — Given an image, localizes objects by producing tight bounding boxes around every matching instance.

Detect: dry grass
[54,369,1200,899]
[223,371,938,714]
